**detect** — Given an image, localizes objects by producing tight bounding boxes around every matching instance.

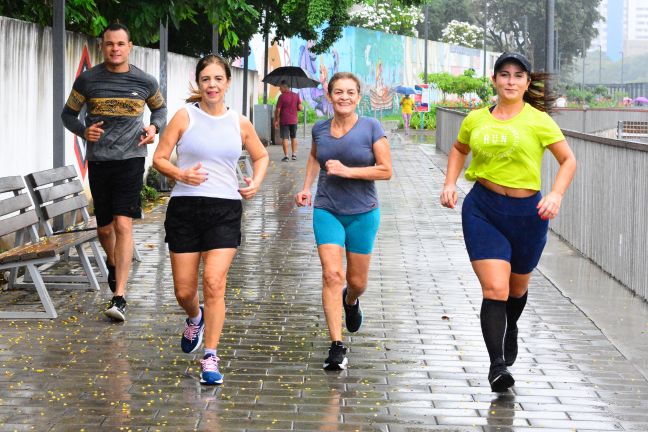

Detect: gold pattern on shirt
[88,98,145,116]
[146,89,165,110]
[65,89,86,111]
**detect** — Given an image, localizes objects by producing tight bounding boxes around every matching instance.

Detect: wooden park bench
[0,174,100,319]
[22,165,109,291]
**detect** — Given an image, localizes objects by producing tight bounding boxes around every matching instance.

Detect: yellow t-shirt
[457,104,565,190]
[400,97,414,114]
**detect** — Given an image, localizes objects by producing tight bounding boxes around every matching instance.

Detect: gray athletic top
[312,117,386,215]
[61,63,167,161]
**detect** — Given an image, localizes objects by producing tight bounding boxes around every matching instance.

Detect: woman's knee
[346,275,367,292]
[203,274,227,300]
[175,284,197,303]
[322,269,345,289]
[481,282,509,300]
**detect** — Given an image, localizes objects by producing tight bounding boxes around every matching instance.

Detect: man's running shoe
[488,362,515,392]
[504,326,518,366]
[343,287,363,333]
[106,260,116,293]
[104,296,127,322]
[323,341,348,371]
[181,306,205,353]
[200,354,224,385]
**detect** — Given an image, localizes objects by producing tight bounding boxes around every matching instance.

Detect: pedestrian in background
[400,94,414,132]
[295,72,392,371]
[274,81,303,161]
[61,22,167,322]
[440,52,576,392]
[153,54,269,385]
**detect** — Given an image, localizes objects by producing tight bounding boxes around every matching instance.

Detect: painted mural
[245,26,499,117]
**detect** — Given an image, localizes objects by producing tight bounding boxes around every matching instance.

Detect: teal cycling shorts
[313,207,380,254]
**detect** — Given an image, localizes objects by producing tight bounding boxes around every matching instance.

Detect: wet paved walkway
[2,131,648,431]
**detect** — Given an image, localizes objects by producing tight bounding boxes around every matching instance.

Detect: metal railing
[618,121,648,142]
[436,107,648,301]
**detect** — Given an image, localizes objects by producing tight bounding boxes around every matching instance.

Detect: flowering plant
[441,20,483,49]
[349,3,424,36]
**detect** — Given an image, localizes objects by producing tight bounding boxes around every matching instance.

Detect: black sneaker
[291,154,297,160]
[504,326,518,367]
[343,287,363,333]
[323,341,348,371]
[106,260,116,293]
[104,296,127,322]
[488,362,515,392]
[281,156,289,162]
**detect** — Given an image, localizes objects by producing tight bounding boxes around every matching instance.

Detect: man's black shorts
[280,124,297,139]
[164,196,242,253]
[88,157,144,227]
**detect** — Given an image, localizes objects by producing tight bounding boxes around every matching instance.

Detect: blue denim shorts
[461,182,549,274]
[313,208,380,254]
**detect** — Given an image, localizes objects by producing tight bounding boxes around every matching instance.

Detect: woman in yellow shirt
[400,95,414,132]
[440,52,576,393]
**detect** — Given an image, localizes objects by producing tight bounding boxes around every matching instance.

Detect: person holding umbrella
[400,94,414,133]
[274,80,303,161]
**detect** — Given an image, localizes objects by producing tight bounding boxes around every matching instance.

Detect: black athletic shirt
[61,63,167,161]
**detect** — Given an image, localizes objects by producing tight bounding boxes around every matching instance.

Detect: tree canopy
[472,0,603,71]
[415,0,602,71]
[0,0,357,57]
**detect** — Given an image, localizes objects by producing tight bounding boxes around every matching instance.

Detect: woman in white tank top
[153,54,269,386]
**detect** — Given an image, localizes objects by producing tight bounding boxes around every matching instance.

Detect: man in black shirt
[62,23,167,321]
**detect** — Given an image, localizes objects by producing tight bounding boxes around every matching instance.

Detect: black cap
[494,52,532,73]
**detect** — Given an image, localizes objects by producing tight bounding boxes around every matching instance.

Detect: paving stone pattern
[1,133,647,431]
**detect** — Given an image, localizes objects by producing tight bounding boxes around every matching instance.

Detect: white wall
[0,16,258,180]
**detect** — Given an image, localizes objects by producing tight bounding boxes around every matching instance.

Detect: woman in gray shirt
[295,72,392,370]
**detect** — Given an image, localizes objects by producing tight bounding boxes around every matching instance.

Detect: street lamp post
[423,4,428,83]
[581,41,586,90]
[620,51,624,85]
[546,0,555,73]
[598,45,602,84]
[483,3,488,78]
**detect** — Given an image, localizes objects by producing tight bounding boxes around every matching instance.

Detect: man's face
[101,29,132,68]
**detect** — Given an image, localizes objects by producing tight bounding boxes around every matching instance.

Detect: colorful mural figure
[252,26,496,117]
[73,45,92,179]
[369,59,393,111]
[297,40,338,116]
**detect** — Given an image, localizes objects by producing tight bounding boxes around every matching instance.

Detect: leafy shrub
[409,107,437,130]
[140,185,159,204]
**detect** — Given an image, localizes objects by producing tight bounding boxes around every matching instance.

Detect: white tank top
[171,103,243,200]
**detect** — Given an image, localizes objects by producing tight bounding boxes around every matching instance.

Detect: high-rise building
[624,0,648,57]
[588,0,648,60]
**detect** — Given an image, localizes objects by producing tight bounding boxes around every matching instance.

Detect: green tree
[0,0,355,57]
[472,0,602,70]
[416,0,476,41]
[0,0,107,36]
[423,69,492,102]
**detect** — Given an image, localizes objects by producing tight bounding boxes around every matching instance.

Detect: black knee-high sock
[506,292,528,330]
[480,299,508,365]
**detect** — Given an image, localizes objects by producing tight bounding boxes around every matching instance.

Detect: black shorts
[280,124,297,139]
[88,157,144,227]
[164,196,242,253]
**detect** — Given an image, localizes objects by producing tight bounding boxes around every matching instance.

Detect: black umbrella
[262,66,320,89]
